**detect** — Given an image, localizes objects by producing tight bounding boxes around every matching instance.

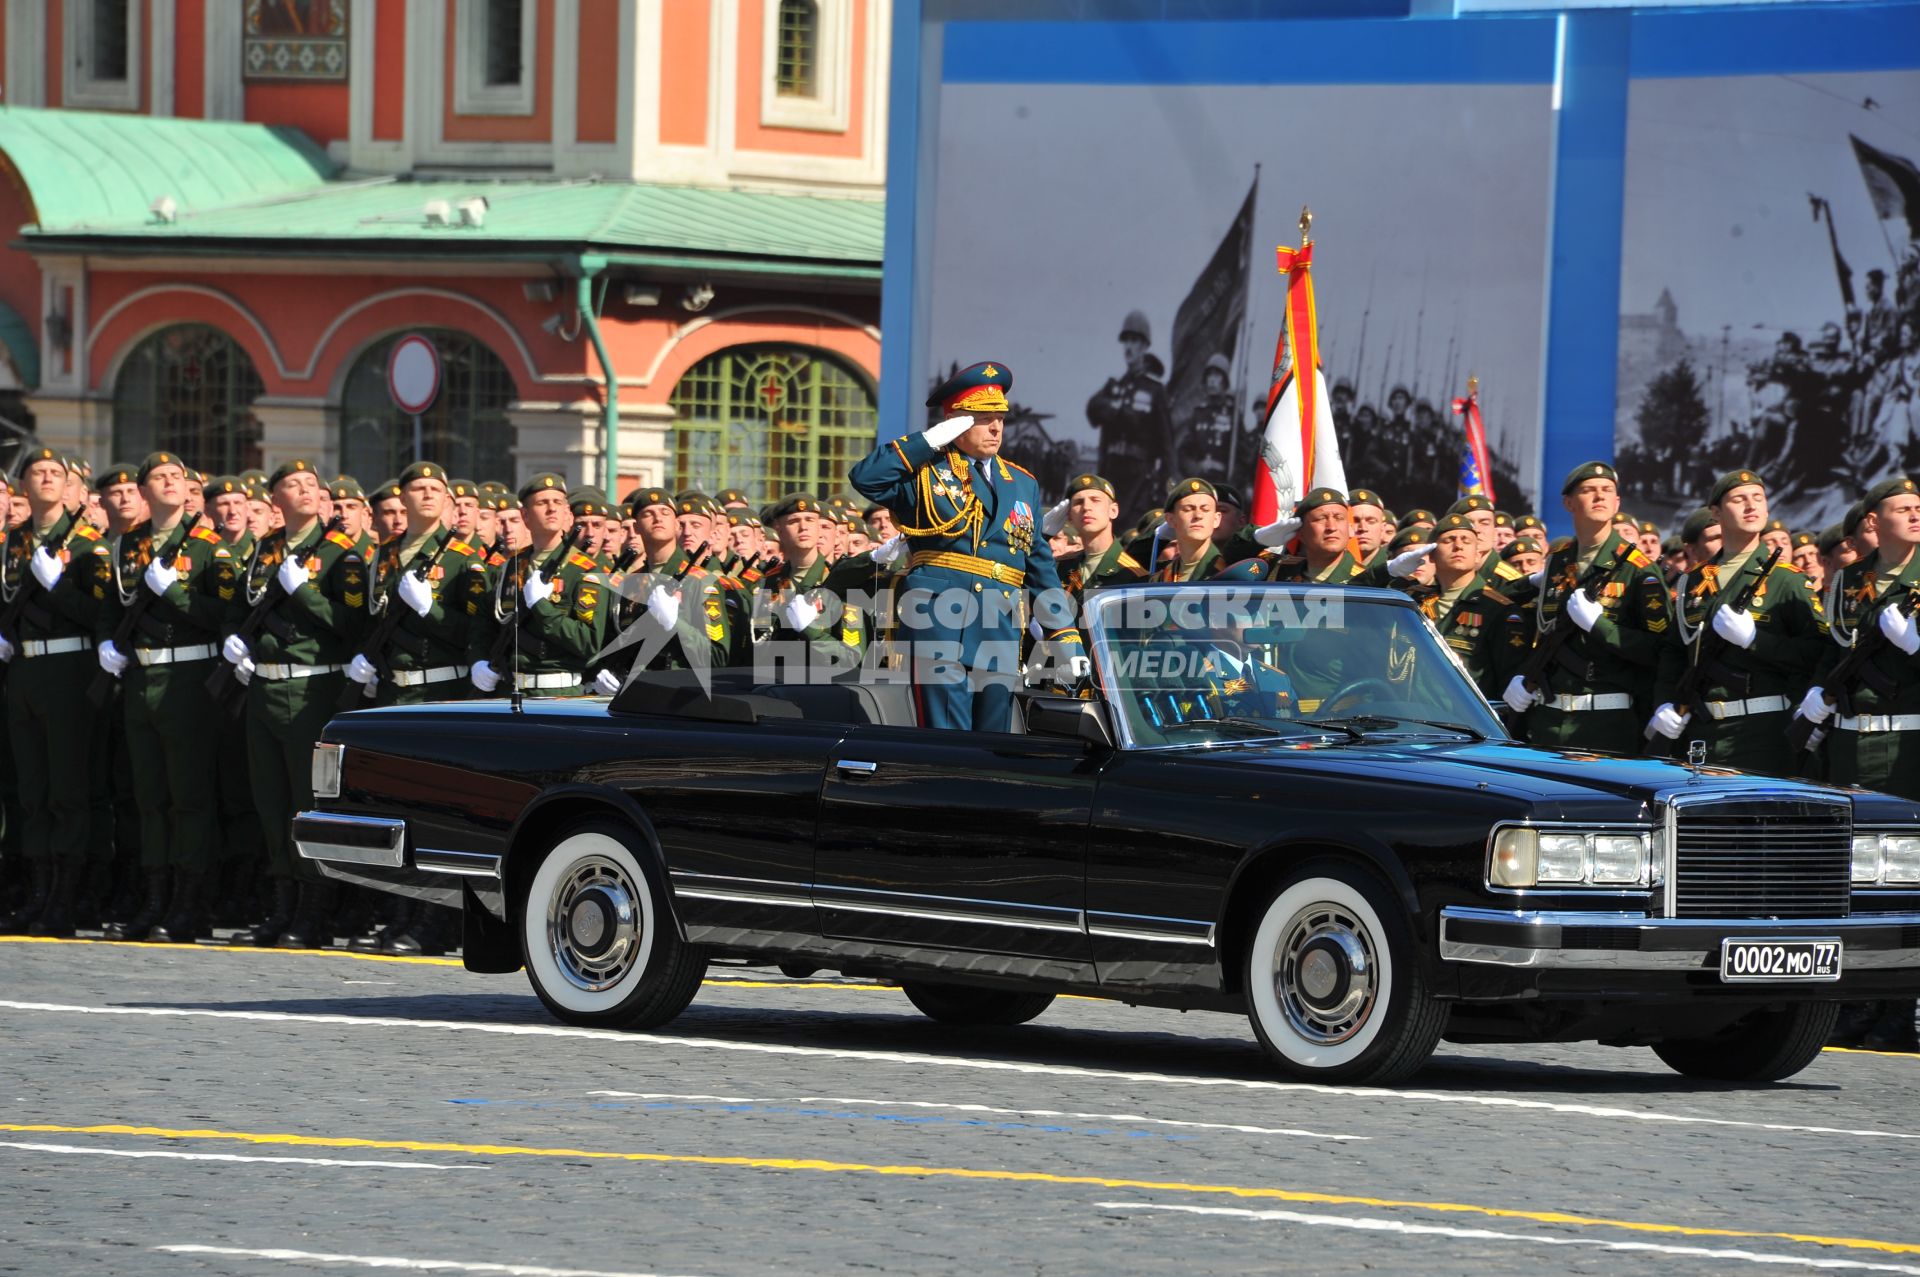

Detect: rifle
[0,519,76,651]
[1787,578,1920,752]
[339,533,456,711]
[485,523,592,674]
[1649,548,1781,745]
[86,522,194,708]
[206,514,348,713]
[1518,557,1616,697]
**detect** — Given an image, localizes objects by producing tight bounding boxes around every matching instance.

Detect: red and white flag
[1253,231,1345,525]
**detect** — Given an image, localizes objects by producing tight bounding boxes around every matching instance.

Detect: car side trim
[1439,905,1920,970]
[1086,910,1216,946]
[669,870,814,909]
[416,848,504,881]
[293,812,405,869]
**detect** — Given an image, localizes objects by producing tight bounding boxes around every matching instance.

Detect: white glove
[646,585,680,630]
[143,556,179,597]
[234,656,254,686]
[782,593,820,632]
[1711,607,1757,649]
[1565,587,1603,632]
[1798,685,1833,725]
[470,659,501,693]
[222,633,252,665]
[30,546,63,591]
[1527,569,1547,589]
[1068,653,1092,680]
[97,639,130,678]
[396,570,434,618]
[1649,702,1690,740]
[1253,517,1301,548]
[923,414,973,449]
[276,554,309,595]
[1502,674,1541,714]
[346,653,379,686]
[521,570,548,610]
[1041,499,1070,537]
[0,634,12,663]
[1386,543,1437,579]
[593,668,623,697]
[870,533,908,569]
[1879,604,1920,656]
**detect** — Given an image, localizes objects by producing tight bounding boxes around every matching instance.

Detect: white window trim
[4,2,48,106]
[760,0,850,134]
[454,0,538,118]
[64,0,143,112]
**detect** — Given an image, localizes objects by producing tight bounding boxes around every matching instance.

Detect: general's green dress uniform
[235,499,370,945]
[0,491,110,936]
[1522,528,1674,756]
[100,504,233,940]
[1812,543,1920,801]
[475,540,609,695]
[1660,548,1826,776]
[356,524,490,706]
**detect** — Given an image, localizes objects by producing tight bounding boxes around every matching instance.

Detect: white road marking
[156,1246,705,1276]
[583,1090,1366,1140]
[3,999,1911,1143]
[0,1140,485,1171]
[1096,1203,1920,1276]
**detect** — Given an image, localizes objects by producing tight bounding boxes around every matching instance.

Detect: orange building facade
[0,0,888,500]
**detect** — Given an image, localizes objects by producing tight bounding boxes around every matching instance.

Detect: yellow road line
[2,1120,1914,1257]
[1825,1045,1920,1060]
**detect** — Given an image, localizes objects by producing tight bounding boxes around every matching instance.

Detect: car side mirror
[1025,694,1115,748]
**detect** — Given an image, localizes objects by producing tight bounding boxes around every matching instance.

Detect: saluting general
[849,361,1086,732]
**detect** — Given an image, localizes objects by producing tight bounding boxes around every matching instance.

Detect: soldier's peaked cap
[517,472,567,503]
[1294,488,1348,515]
[1707,469,1766,505]
[1561,460,1618,495]
[1864,476,1918,510]
[926,361,1011,415]
[267,458,318,488]
[1066,473,1116,500]
[95,462,140,491]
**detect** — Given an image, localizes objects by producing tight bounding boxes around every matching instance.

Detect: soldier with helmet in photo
[1086,310,1171,519]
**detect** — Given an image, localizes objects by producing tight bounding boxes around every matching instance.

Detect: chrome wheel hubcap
[547,855,642,993]
[1273,903,1377,1046]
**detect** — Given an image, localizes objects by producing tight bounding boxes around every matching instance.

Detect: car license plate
[1719,938,1843,983]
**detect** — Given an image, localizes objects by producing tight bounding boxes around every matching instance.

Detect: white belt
[389,665,468,688]
[1702,695,1789,720]
[19,637,91,658]
[253,662,343,681]
[514,672,580,691]
[1544,692,1632,712]
[134,643,215,667]
[1836,713,1920,733]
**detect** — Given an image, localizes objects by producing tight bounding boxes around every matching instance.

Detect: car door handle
[835,759,879,777]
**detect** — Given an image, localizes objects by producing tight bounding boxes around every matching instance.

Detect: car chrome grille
[1671,797,1852,919]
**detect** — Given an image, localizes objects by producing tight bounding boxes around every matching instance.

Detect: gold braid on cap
[894,452,987,552]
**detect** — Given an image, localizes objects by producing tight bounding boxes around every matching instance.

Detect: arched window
[774,0,817,98]
[112,324,265,475]
[671,346,875,505]
[339,330,516,485]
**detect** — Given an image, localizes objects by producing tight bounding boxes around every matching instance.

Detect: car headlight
[1489,827,1654,889]
[312,742,343,800]
[1854,830,1920,885]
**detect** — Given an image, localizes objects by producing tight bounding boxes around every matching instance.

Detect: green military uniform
[601,546,739,679]
[759,549,867,663]
[1057,540,1149,600]
[354,523,490,706]
[1409,517,1532,701]
[1660,548,1826,777]
[1812,538,1920,801]
[205,494,262,912]
[1259,545,1372,586]
[475,543,608,695]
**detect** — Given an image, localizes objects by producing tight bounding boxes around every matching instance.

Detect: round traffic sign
[387,334,441,415]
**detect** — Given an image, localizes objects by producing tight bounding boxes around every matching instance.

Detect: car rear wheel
[1244,861,1445,1085]
[901,981,1056,1026]
[1651,1002,1839,1083]
[519,820,707,1030]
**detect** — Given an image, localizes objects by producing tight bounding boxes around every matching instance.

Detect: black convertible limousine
[295,584,1920,1085]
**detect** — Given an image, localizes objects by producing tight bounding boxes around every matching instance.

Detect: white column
[251,396,335,476]
[507,401,601,488]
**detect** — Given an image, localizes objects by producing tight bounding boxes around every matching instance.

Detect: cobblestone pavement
[1,936,1916,1277]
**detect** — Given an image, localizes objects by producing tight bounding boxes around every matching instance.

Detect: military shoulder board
[326,530,357,551]
[190,526,221,544]
[567,551,598,571]
[447,538,475,556]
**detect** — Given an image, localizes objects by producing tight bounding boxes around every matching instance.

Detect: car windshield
[1082,584,1507,750]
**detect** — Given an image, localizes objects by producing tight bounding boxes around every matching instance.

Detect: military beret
[67,455,90,478]
[1791,530,1817,549]
[1501,536,1545,561]
[245,483,269,503]
[1396,508,1436,530]
[491,494,514,512]
[18,446,62,472]
[1493,511,1514,529]
[239,468,268,485]
[1661,535,1685,556]
[623,487,673,514]
[1817,522,1848,554]
[1388,526,1434,554]
[95,462,140,491]
[1844,497,1871,537]
[926,361,1012,415]
[1515,514,1544,531]
[1214,483,1246,511]
[1707,468,1766,506]
[1638,519,1659,535]
[1681,507,1720,543]
[517,472,567,503]
[1346,487,1384,511]
[765,493,824,523]
[267,458,318,488]
[1434,513,1476,536]
[479,480,510,500]
[675,491,715,517]
[567,486,607,516]
[1561,460,1618,494]
[716,488,750,506]
[450,478,479,500]
[1549,535,1575,553]
[1132,508,1165,536]
[205,475,246,498]
[726,510,762,529]
[1445,495,1493,516]
[1614,512,1638,527]
[397,461,448,489]
[329,477,366,502]
[1863,476,1918,511]
[1166,477,1217,507]
[1066,474,1117,501]
[1294,487,1348,516]
[1762,517,1787,534]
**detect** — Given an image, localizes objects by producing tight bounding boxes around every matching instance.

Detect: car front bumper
[1439,905,1920,973]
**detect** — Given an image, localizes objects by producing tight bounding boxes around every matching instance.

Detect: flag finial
[1298,206,1313,242]
[1468,374,1478,396]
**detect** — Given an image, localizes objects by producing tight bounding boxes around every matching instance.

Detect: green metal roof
[0,106,336,230]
